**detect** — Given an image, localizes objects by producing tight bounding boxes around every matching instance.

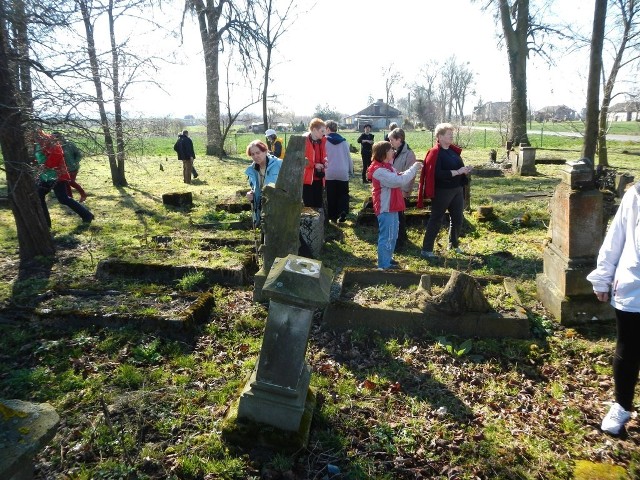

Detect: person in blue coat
[245,140,282,226]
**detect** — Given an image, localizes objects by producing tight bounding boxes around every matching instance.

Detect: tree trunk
[108,0,127,185]
[261,0,273,131]
[194,2,225,157]
[262,43,272,131]
[499,0,530,146]
[0,19,55,262]
[420,271,491,315]
[583,0,607,163]
[79,0,123,187]
[597,1,632,166]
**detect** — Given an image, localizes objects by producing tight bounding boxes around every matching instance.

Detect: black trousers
[38,180,94,226]
[303,180,324,208]
[325,180,349,221]
[613,309,640,411]
[422,186,464,251]
[361,152,372,182]
[397,197,410,244]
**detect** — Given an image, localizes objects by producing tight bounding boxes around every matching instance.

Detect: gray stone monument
[299,207,324,259]
[537,159,614,324]
[0,399,60,480]
[238,254,332,432]
[254,136,307,301]
[515,143,537,176]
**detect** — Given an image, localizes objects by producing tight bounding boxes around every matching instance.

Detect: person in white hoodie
[587,182,640,435]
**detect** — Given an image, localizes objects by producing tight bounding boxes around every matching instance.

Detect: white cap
[265,129,277,137]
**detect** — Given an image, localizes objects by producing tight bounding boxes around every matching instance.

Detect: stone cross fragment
[254,135,307,301]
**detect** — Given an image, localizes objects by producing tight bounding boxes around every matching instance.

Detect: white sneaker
[601,402,632,435]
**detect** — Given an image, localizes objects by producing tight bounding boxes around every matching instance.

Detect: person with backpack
[34,130,94,227]
[174,130,198,184]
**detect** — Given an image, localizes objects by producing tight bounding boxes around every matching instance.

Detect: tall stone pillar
[238,254,332,433]
[254,136,306,301]
[536,160,614,324]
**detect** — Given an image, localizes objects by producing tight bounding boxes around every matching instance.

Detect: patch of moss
[574,460,629,480]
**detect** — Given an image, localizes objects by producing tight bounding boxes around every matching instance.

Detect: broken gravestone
[238,255,332,431]
[416,270,491,315]
[0,399,60,480]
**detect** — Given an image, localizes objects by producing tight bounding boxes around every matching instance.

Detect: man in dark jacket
[174,130,198,184]
[357,124,374,183]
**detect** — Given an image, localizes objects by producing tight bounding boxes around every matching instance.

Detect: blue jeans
[38,180,94,226]
[377,212,398,269]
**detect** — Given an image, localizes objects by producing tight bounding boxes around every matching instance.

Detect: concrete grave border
[323,268,530,338]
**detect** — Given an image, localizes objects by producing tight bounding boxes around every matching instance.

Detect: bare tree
[382,64,402,126]
[475,0,563,146]
[450,60,475,124]
[596,0,640,165]
[255,0,298,131]
[583,0,608,163]
[0,0,55,261]
[76,0,160,186]
[219,50,262,152]
[183,0,258,157]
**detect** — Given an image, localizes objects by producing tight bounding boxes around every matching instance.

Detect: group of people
[34,130,94,227]
[244,120,473,271]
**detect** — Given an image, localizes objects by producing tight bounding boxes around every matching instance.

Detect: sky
[124,0,605,119]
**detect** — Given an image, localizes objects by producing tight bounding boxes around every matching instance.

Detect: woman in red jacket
[417,123,471,259]
[302,118,327,208]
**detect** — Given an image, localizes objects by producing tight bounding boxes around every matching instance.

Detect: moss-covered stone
[221,387,316,453]
[573,460,629,480]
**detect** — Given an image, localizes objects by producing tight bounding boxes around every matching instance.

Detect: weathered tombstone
[254,136,307,301]
[537,159,614,323]
[237,254,332,434]
[162,191,193,207]
[614,173,634,198]
[0,399,60,480]
[514,143,537,176]
[299,207,324,258]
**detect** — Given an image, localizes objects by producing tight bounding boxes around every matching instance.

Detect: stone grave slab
[96,255,256,287]
[323,268,530,338]
[34,288,215,334]
[0,399,59,480]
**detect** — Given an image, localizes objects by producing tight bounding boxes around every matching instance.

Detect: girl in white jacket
[587,182,640,435]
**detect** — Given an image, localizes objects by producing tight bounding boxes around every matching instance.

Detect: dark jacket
[174,134,196,160]
[357,133,374,154]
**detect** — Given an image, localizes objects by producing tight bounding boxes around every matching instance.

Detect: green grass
[1,131,639,479]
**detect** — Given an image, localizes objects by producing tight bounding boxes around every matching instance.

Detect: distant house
[472,101,510,122]
[607,101,640,122]
[183,115,196,126]
[535,105,577,122]
[249,122,265,134]
[343,99,402,131]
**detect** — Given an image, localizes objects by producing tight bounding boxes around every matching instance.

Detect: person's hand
[594,291,609,302]
[315,163,324,171]
[246,191,254,202]
[458,166,472,176]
